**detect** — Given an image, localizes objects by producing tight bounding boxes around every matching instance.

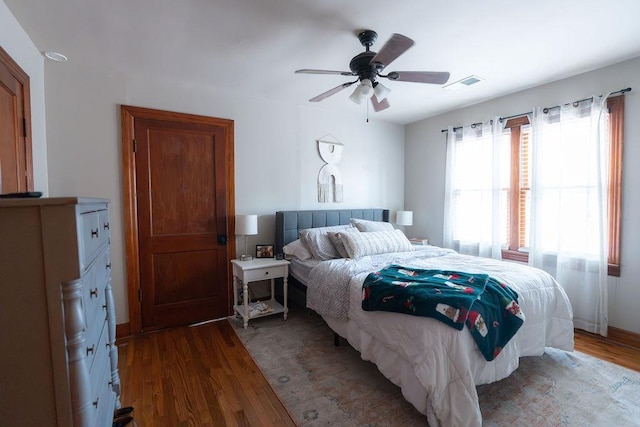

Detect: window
[501,97,623,276]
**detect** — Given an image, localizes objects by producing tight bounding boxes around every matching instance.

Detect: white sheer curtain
[443,118,506,259]
[528,96,610,335]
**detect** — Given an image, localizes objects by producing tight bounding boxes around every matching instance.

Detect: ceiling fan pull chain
[366,99,370,122]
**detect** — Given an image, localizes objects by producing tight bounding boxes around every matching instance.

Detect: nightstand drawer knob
[264,271,269,275]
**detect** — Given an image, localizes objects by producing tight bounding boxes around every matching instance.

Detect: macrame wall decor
[317,134,344,203]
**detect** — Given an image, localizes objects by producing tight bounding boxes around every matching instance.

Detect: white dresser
[0,197,121,426]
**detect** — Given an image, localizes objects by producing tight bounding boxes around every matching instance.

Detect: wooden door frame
[0,46,33,191]
[120,105,235,335]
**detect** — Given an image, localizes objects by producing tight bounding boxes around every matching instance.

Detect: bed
[275,209,574,427]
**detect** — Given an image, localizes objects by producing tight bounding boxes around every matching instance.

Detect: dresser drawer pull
[264,271,269,276]
[93,397,99,408]
[90,288,98,298]
[86,345,95,355]
[91,228,99,238]
[103,222,110,230]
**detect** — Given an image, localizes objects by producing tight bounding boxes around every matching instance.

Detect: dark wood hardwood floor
[117,319,296,427]
[117,321,640,426]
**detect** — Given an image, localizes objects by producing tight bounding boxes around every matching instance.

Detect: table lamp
[236,214,258,261]
[396,210,413,227]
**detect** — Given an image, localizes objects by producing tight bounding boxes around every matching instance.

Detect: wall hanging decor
[317,134,344,203]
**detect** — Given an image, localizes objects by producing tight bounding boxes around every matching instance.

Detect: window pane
[534,112,607,257]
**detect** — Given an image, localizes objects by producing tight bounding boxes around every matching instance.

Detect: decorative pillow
[350,218,394,232]
[299,224,353,260]
[282,239,313,260]
[341,229,413,259]
[327,228,360,258]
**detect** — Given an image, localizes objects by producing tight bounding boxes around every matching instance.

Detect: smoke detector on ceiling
[443,75,484,91]
[43,51,68,62]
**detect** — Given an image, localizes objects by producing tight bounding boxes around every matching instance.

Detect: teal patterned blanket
[362,265,525,361]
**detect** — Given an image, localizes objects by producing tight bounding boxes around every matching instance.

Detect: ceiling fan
[296,30,450,112]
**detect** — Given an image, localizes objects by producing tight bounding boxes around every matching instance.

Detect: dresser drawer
[90,357,116,427]
[83,249,109,334]
[241,265,287,282]
[80,209,109,271]
[98,209,110,241]
[86,319,108,377]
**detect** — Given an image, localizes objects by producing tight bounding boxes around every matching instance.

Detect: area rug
[230,306,640,426]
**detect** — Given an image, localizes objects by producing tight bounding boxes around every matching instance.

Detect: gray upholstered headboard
[275,209,390,255]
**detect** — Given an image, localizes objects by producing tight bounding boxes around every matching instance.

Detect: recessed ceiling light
[44,51,68,62]
[443,75,484,91]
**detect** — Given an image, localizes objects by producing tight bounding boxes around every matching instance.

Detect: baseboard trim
[116,322,131,343]
[608,326,640,350]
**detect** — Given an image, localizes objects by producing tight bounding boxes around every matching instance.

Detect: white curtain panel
[528,96,609,336]
[444,118,505,259]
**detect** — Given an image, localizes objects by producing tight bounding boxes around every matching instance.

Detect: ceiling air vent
[443,75,484,91]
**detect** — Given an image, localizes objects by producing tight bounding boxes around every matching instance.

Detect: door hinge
[133,139,137,153]
[138,288,142,302]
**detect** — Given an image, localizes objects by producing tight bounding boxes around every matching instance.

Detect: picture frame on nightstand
[256,244,274,258]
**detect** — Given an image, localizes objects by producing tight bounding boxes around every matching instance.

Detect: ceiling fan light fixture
[349,86,365,104]
[349,79,373,104]
[373,81,390,101]
[359,79,373,96]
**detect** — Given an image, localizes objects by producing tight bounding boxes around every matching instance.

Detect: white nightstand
[231,258,290,329]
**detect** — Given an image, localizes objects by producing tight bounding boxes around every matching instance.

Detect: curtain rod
[440,87,632,133]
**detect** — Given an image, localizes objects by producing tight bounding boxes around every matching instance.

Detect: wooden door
[122,106,235,332]
[0,47,32,193]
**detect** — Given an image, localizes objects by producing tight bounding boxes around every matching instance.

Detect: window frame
[500,96,623,276]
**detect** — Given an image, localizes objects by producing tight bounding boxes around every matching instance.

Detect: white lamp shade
[359,79,373,96]
[349,79,374,104]
[349,87,365,104]
[374,81,390,101]
[236,215,258,235]
[396,211,413,226]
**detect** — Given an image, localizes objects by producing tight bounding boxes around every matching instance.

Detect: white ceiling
[5,0,640,124]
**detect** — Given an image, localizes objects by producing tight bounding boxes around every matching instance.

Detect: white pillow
[341,229,413,258]
[299,224,353,260]
[282,239,313,260]
[327,228,360,258]
[350,218,394,232]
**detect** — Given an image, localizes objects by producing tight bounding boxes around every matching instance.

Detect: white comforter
[304,247,574,427]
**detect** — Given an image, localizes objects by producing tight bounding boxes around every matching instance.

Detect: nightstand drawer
[241,266,286,282]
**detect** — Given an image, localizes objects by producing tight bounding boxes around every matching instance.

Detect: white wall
[0,1,47,194]
[405,57,640,334]
[42,63,405,324]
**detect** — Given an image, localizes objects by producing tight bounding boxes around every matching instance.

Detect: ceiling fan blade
[370,33,414,68]
[309,81,358,102]
[296,69,356,76]
[371,94,390,112]
[385,71,451,84]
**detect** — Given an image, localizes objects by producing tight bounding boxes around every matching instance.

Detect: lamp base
[240,254,253,261]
